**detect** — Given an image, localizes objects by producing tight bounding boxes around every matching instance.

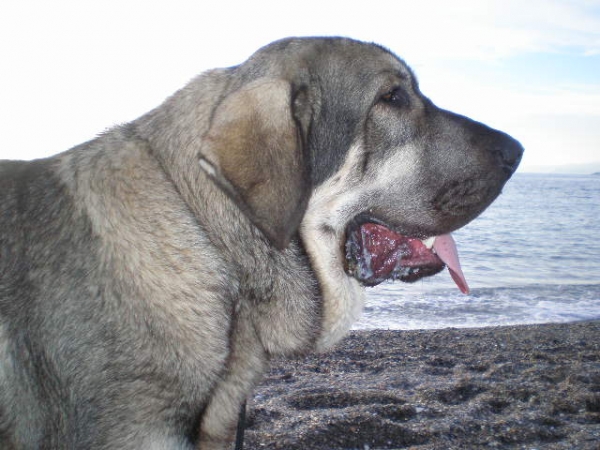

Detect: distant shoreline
[519,163,600,175]
[520,170,600,176]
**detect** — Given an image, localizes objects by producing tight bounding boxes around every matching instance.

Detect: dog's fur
[0,37,522,449]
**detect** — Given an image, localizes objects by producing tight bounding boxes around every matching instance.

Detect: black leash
[234,400,247,450]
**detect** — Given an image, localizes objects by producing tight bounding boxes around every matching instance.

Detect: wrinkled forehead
[238,37,414,87]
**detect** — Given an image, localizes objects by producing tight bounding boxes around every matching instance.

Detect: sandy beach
[244,321,600,449]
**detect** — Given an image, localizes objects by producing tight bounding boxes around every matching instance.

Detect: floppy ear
[198,79,309,250]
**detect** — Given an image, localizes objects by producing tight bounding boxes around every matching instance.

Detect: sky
[1,0,599,172]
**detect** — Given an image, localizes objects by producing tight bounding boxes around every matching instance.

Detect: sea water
[356,173,600,330]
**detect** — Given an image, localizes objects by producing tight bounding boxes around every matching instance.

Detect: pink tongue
[433,234,470,294]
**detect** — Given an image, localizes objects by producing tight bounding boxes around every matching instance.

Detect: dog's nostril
[494,139,524,175]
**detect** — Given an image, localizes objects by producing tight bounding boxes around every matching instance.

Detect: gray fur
[0,37,522,449]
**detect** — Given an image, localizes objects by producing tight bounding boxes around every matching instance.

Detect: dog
[0,37,522,449]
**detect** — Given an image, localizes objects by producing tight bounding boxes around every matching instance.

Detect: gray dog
[0,37,522,449]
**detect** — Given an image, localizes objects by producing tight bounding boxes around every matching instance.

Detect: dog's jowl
[0,37,522,449]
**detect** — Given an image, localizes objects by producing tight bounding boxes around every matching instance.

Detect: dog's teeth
[422,237,436,249]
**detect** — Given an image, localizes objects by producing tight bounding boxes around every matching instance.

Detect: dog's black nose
[439,109,524,177]
[494,137,524,176]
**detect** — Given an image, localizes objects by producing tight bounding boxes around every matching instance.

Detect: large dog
[0,37,522,449]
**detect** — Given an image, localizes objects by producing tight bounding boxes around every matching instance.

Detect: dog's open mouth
[344,218,470,293]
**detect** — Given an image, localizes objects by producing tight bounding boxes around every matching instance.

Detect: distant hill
[522,162,600,175]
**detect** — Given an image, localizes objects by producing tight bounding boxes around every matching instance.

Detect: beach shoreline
[245,321,600,449]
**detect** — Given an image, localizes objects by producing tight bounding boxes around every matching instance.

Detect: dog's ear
[199,79,309,250]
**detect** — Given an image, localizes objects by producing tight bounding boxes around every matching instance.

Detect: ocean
[355,172,600,330]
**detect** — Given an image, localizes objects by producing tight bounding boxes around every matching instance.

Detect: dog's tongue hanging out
[431,234,470,294]
[345,223,470,294]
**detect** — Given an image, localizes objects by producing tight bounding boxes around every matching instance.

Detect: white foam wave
[355,284,600,330]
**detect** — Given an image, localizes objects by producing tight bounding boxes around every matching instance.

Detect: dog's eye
[380,88,410,108]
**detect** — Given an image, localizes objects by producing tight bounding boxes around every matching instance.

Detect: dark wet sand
[245,321,600,449]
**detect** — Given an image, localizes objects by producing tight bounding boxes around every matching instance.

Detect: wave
[356,283,600,330]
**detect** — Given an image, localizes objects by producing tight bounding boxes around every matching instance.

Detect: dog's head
[195,37,521,280]
[143,37,523,345]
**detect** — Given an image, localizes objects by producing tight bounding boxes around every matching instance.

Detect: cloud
[0,0,599,165]
[369,0,600,61]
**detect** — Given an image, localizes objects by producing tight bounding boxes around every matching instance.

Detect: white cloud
[453,0,600,56]
[0,0,599,165]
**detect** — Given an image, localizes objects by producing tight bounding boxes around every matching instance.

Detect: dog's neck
[136,106,325,357]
